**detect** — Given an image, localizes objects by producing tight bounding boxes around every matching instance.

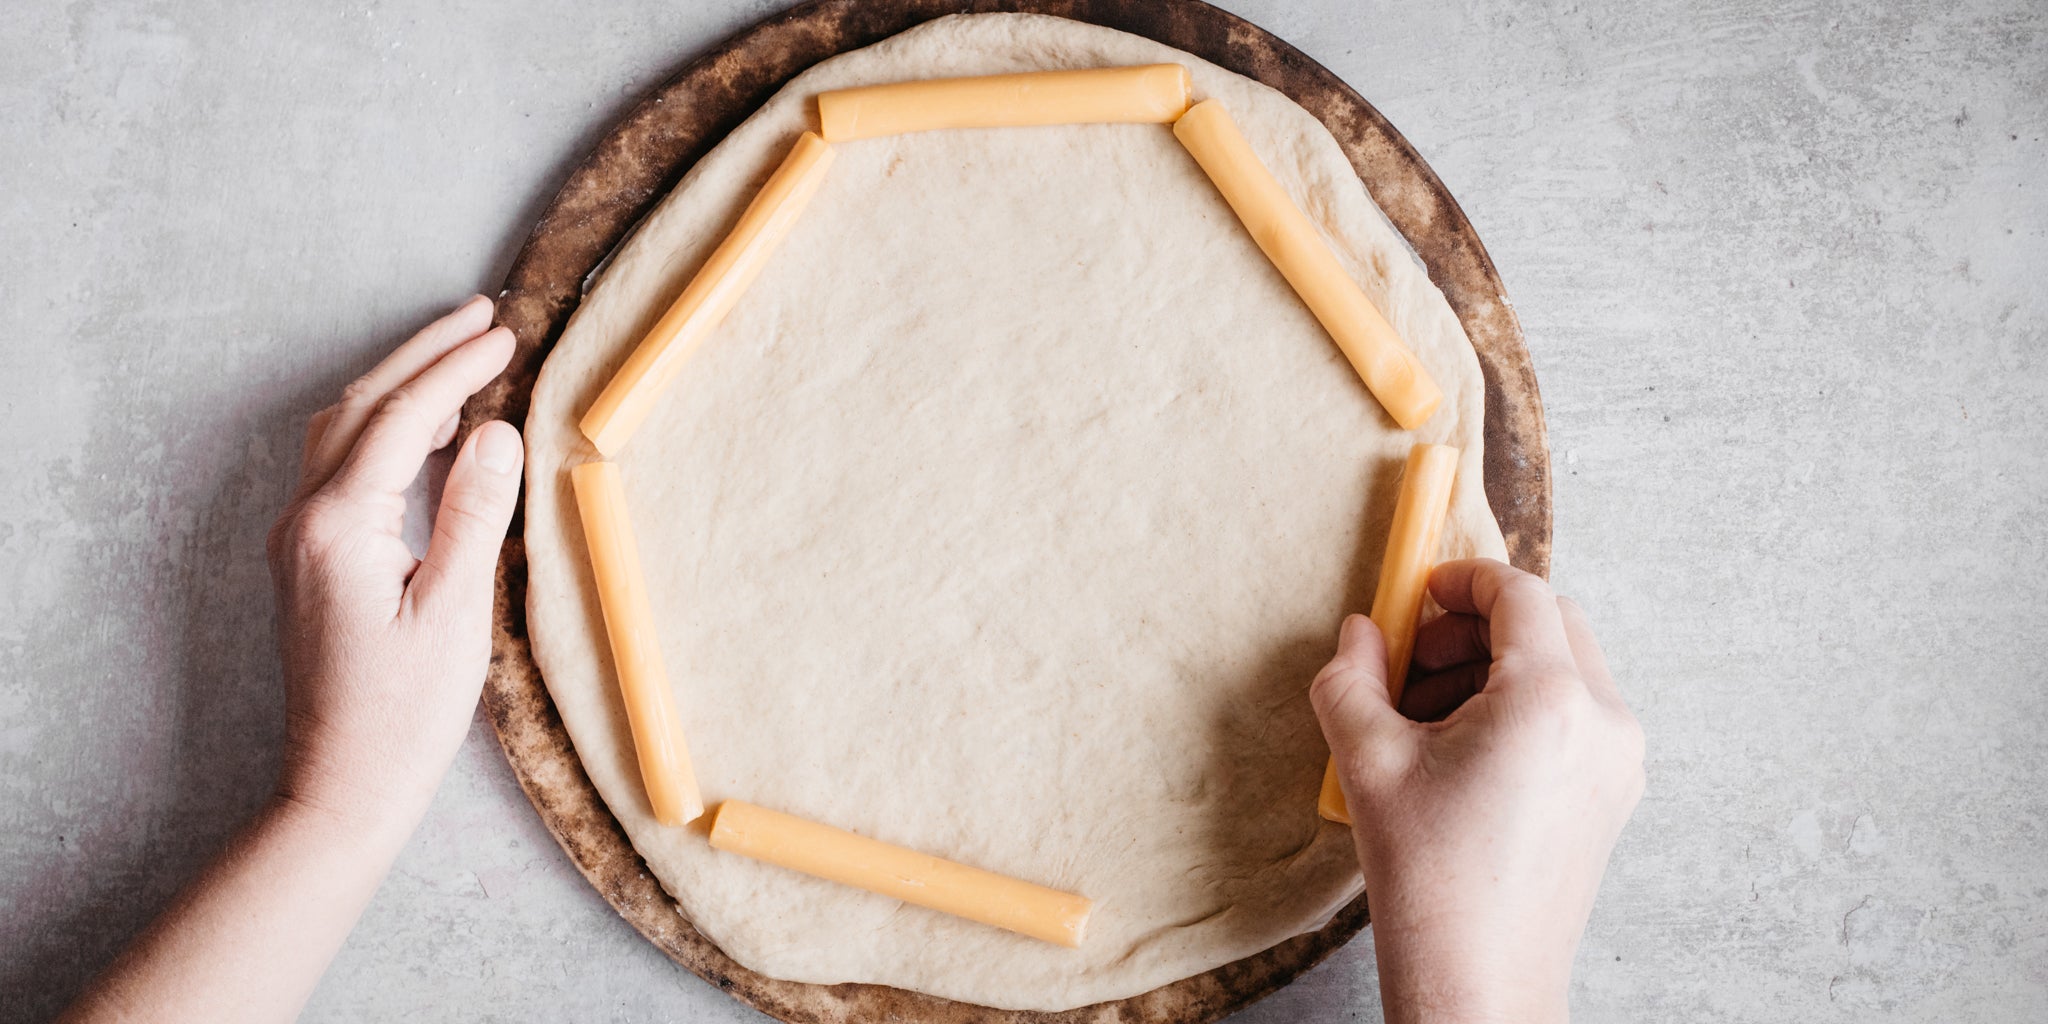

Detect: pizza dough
[522,13,1508,1012]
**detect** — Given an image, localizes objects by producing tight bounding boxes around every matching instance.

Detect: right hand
[1309,559,1645,1024]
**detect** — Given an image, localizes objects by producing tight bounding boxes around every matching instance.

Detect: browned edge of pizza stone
[461,1,1552,1021]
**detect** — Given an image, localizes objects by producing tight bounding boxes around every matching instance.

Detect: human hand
[265,295,523,834]
[58,306,521,1024]
[1310,558,1645,1024]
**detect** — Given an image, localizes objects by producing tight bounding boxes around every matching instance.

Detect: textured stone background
[2,1,2043,1021]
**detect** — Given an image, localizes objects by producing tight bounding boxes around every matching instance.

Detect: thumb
[1309,614,1410,776]
[410,420,523,617]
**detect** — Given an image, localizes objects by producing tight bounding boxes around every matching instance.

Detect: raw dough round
[523,13,1507,1012]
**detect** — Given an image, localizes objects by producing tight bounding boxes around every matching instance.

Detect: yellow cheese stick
[571,461,704,826]
[579,132,836,456]
[1173,100,1443,430]
[817,65,1192,142]
[708,801,1093,947]
[1319,443,1461,824]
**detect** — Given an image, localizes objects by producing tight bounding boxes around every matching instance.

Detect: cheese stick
[818,65,1192,142]
[708,800,1094,947]
[571,461,704,826]
[1173,99,1443,430]
[1319,443,1461,824]
[579,132,836,456]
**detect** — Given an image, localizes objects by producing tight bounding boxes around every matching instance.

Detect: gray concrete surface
[3,1,2044,1020]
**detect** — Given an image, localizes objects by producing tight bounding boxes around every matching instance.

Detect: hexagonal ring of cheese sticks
[566,65,1448,950]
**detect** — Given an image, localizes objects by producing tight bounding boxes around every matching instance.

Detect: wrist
[272,749,437,850]
[1370,933,1568,1024]
[1365,874,1571,1024]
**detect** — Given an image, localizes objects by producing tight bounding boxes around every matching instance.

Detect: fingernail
[476,422,521,474]
[462,293,492,313]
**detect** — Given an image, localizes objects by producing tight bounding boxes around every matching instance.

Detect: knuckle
[1521,682,1598,740]
[1553,689,1595,729]
[289,499,346,558]
[1471,556,1525,587]
[266,495,345,564]
[1309,659,1369,709]
[1499,574,1556,605]
[1337,741,1407,789]
[337,376,382,408]
[303,407,335,442]
[1458,614,1492,654]
[377,384,424,419]
[1307,666,1347,712]
[1499,649,1577,690]
[1364,730,1414,780]
[435,495,495,537]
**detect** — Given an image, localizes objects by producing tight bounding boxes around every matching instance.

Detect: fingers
[407,421,523,618]
[1558,596,1624,708]
[1411,612,1489,673]
[298,295,496,496]
[1398,661,1489,723]
[323,327,516,502]
[1427,559,1576,676]
[1309,614,1409,772]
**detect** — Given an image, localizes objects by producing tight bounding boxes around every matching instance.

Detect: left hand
[264,295,523,831]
